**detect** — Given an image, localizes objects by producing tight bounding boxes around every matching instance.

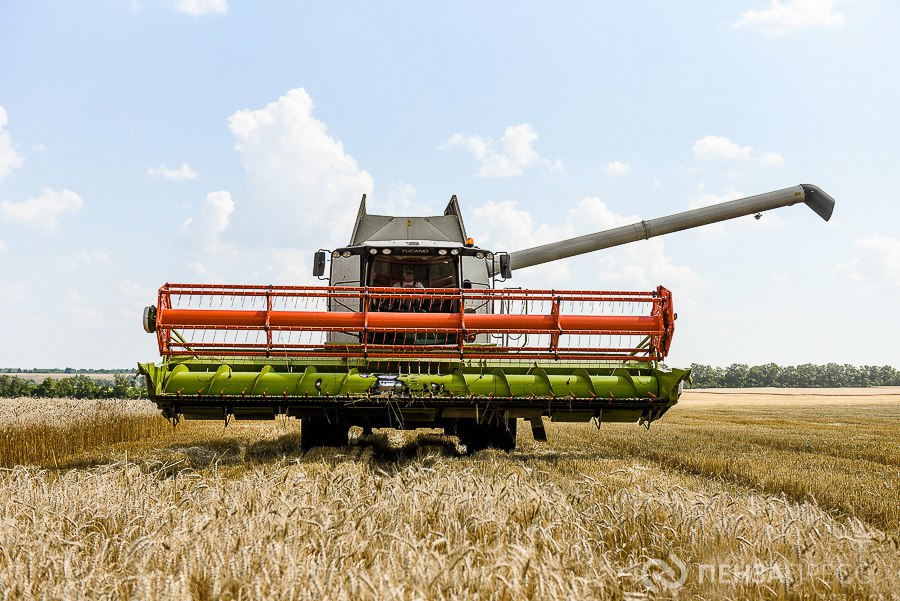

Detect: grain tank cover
[349,194,468,245]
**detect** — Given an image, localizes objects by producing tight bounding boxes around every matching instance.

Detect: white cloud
[676,164,701,175]
[603,161,632,176]
[0,188,84,230]
[472,198,596,285]
[67,290,107,327]
[367,181,419,215]
[182,260,231,283]
[181,190,234,253]
[442,124,564,178]
[693,135,752,161]
[857,234,900,286]
[148,162,198,181]
[0,106,24,182]
[692,135,783,166]
[758,152,784,166]
[115,279,158,320]
[0,239,5,252]
[473,199,574,252]
[228,87,374,248]
[267,249,312,284]
[832,237,900,287]
[830,257,864,281]
[0,282,26,304]
[734,0,846,36]
[174,0,228,16]
[57,250,112,271]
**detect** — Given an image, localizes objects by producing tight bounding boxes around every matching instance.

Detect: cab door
[327,253,362,344]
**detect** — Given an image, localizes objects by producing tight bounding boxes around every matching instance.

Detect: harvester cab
[316,194,498,290]
[313,195,508,347]
[138,184,834,453]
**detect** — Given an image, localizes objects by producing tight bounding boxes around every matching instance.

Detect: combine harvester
[139,184,834,451]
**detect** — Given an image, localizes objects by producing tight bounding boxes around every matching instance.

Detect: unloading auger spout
[499,184,835,273]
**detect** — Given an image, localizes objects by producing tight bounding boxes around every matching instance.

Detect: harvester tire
[301,417,349,450]
[492,417,517,451]
[458,418,517,454]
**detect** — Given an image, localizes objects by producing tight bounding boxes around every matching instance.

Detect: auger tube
[503,184,835,272]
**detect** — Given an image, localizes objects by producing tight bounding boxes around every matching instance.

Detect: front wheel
[301,417,350,450]
[457,418,517,454]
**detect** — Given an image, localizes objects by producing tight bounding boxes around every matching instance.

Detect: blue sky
[0,0,897,369]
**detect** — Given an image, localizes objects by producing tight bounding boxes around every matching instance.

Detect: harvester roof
[349,194,468,245]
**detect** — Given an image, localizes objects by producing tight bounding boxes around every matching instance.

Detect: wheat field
[0,389,897,600]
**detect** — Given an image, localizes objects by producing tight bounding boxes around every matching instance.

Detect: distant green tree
[722,364,749,388]
[0,375,33,397]
[747,363,781,387]
[34,378,58,397]
[112,374,131,398]
[688,363,723,388]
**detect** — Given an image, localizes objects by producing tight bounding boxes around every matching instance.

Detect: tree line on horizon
[0,374,147,399]
[686,363,900,389]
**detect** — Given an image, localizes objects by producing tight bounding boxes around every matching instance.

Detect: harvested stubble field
[0,389,897,600]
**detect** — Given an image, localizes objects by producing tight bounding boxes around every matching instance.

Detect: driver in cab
[393,266,424,289]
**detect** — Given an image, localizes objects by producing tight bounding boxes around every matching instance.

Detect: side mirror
[312,250,327,278]
[499,253,512,279]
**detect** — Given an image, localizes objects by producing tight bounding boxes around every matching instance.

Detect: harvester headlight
[438,249,448,256]
[486,253,494,260]
[475,252,485,259]
[450,249,459,255]
[331,251,340,258]
[341,251,351,258]
[369,248,378,255]
[382,248,392,255]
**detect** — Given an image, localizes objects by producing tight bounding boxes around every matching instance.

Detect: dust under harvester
[139,184,835,451]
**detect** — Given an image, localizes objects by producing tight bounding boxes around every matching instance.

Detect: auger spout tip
[801,184,836,222]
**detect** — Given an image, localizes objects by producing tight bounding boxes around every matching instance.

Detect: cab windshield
[367,256,458,289]
[365,255,460,344]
